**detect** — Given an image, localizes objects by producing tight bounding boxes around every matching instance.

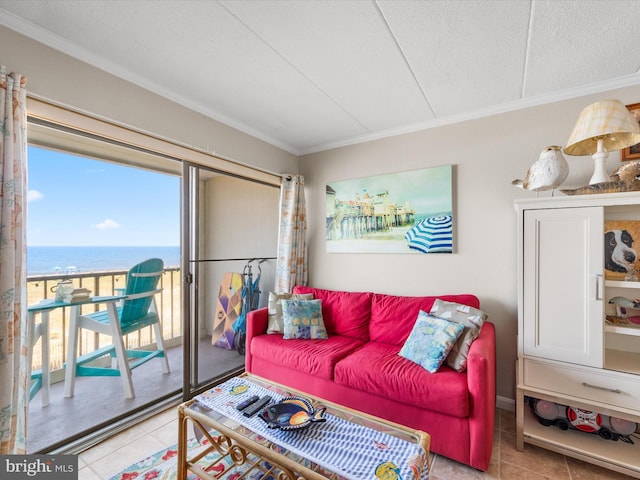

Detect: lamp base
[589,151,610,185]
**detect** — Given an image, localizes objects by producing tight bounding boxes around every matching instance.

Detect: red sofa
[245,286,496,471]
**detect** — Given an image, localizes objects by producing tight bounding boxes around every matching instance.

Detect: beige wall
[0,26,298,175]
[300,84,640,402]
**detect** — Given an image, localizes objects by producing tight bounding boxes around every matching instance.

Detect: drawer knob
[582,382,621,394]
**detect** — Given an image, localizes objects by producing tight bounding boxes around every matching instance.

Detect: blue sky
[27,146,180,246]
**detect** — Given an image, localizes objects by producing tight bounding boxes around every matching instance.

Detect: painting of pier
[326,165,453,254]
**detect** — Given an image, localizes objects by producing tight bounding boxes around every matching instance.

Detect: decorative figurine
[512,146,569,194]
[562,160,640,195]
[607,296,640,325]
[259,396,326,431]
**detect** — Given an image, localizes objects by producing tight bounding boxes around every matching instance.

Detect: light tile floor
[79,407,637,480]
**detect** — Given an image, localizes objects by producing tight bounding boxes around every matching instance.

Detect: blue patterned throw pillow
[398,310,464,373]
[281,299,328,340]
[267,292,314,334]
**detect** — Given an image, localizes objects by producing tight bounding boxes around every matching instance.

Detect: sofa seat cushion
[250,334,365,380]
[369,293,480,346]
[293,286,372,341]
[334,342,469,418]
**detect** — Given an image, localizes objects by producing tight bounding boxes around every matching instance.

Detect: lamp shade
[564,99,640,156]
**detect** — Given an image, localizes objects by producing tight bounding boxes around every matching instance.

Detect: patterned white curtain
[274,174,308,293]
[0,66,28,454]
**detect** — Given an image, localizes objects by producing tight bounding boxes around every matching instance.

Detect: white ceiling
[1,0,639,155]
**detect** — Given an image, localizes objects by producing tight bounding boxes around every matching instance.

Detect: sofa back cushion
[293,286,372,341]
[369,293,480,346]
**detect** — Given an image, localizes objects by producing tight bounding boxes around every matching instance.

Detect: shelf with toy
[522,401,640,476]
[606,296,640,334]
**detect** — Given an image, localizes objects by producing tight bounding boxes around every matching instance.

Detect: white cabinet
[516,194,640,479]
[522,206,603,366]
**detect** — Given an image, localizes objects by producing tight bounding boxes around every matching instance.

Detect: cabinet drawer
[523,359,640,412]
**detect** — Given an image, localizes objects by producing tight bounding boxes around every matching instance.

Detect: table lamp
[564,99,640,185]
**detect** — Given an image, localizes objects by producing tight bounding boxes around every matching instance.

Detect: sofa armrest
[466,321,496,471]
[245,307,269,373]
[247,307,269,337]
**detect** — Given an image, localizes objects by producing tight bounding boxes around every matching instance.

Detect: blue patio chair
[64,258,170,398]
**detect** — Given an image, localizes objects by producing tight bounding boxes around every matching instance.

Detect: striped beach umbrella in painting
[405,215,453,253]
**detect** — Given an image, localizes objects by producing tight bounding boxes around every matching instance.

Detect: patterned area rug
[108,436,272,480]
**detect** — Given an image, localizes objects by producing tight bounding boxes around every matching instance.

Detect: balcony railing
[28,267,182,382]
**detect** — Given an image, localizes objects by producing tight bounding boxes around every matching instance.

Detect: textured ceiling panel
[524,0,640,96]
[0,0,638,154]
[221,0,434,133]
[378,0,531,117]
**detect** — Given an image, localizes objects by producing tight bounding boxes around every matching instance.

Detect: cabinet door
[523,207,603,366]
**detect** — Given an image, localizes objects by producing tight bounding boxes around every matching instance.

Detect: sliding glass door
[25,118,279,452]
[181,162,279,398]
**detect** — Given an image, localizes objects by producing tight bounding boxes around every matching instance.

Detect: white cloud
[95,218,121,230]
[27,190,44,202]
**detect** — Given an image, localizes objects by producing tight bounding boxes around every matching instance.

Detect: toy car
[527,397,637,443]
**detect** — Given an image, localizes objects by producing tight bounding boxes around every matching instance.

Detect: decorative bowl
[258,397,326,431]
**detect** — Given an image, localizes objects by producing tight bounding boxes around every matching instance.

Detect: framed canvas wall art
[326,165,453,254]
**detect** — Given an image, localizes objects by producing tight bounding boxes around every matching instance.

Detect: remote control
[236,395,260,411]
[243,395,272,417]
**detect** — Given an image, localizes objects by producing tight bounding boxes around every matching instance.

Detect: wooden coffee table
[177,373,430,480]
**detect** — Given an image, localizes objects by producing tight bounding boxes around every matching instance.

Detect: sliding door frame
[25,97,281,452]
[181,161,280,400]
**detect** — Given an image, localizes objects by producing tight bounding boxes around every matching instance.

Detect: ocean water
[27,246,180,275]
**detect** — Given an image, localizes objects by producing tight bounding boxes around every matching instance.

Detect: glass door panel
[182,163,279,398]
[26,141,181,453]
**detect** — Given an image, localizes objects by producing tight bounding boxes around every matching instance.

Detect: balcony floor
[27,336,245,453]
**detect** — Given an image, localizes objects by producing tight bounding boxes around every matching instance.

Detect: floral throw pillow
[398,310,464,373]
[430,299,488,372]
[267,292,313,334]
[281,299,328,340]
